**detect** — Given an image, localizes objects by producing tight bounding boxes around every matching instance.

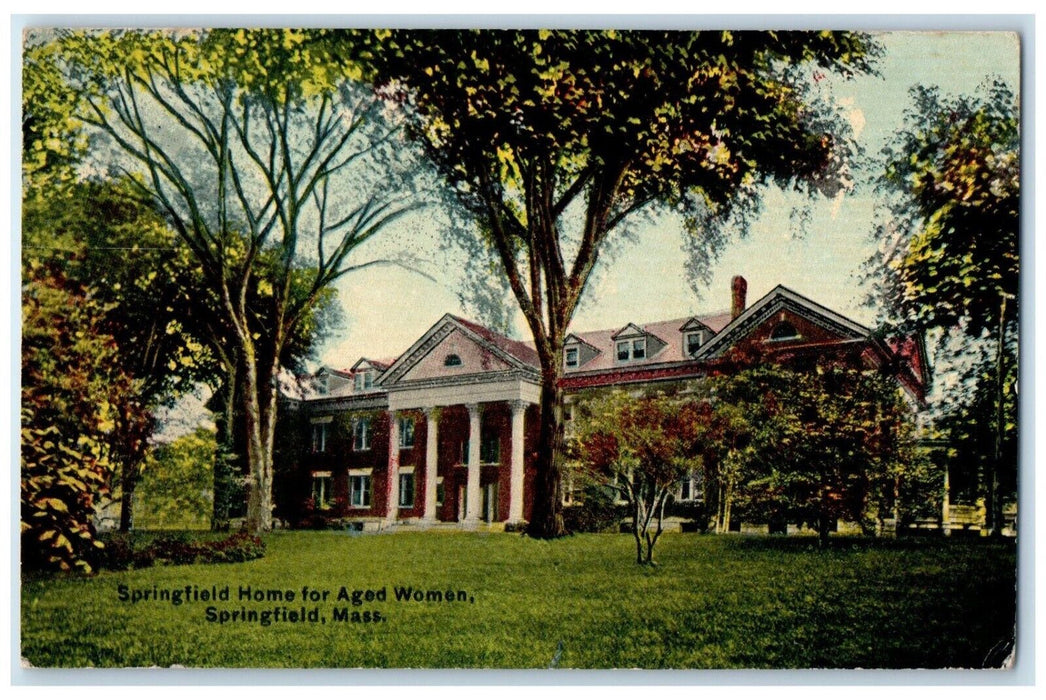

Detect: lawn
[20,532,1017,669]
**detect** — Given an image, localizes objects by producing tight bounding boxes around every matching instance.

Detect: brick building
[277,277,929,530]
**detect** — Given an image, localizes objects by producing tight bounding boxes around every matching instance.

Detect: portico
[385,377,539,526]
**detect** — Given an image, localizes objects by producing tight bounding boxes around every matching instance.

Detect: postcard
[17,23,1021,674]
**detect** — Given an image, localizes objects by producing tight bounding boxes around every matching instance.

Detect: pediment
[611,322,647,340]
[400,328,513,381]
[679,317,714,333]
[377,315,537,388]
[696,286,871,360]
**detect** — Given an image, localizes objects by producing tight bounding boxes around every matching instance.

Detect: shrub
[563,489,628,533]
[96,532,265,570]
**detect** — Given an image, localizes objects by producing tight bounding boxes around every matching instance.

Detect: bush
[563,490,628,533]
[664,499,712,532]
[97,532,265,570]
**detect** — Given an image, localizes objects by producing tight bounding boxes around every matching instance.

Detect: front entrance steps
[382,519,507,534]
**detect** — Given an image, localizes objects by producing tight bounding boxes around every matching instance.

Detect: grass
[20,532,1017,669]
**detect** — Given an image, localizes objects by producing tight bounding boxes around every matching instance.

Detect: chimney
[731,275,748,319]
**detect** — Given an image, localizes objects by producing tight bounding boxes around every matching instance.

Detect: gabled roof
[316,366,353,379]
[610,322,648,340]
[452,316,541,368]
[679,317,716,333]
[377,314,540,387]
[695,286,872,360]
[349,357,385,373]
[564,333,600,353]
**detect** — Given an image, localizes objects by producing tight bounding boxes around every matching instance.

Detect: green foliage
[22,35,92,193]
[561,488,629,534]
[876,81,1018,334]
[22,532,1015,668]
[352,30,879,230]
[871,81,1019,535]
[708,364,921,542]
[21,267,134,572]
[100,531,265,570]
[134,428,216,530]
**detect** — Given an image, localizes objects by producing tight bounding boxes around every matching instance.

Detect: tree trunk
[527,373,566,539]
[721,476,734,534]
[212,360,239,531]
[988,294,1009,537]
[118,456,136,532]
[242,352,274,533]
[818,511,831,548]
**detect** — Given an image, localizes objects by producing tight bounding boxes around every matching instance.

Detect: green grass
[20,532,1016,669]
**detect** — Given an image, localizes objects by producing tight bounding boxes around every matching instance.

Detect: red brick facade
[279,281,926,528]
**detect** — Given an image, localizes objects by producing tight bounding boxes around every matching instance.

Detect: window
[311,423,327,453]
[353,418,371,451]
[565,346,579,368]
[679,471,701,502]
[685,331,704,356]
[561,474,576,505]
[354,370,374,391]
[436,477,445,506]
[311,472,332,509]
[462,433,501,464]
[349,473,372,508]
[616,337,647,363]
[317,374,329,395]
[770,321,800,341]
[398,472,415,508]
[444,354,462,367]
[398,416,415,449]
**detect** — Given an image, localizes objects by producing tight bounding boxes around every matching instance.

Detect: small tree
[572,391,704,565]
[21,265,135,572]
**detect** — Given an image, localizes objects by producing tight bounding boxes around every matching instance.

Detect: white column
[942,464,952,536]
[423,407,440,522]
[465,403,482,523]
[386,411,400,524]
[509,400,527,523]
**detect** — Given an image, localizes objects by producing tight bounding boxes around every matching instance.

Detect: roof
[560,313,728,373]
[300,285,927,403]
[452,315,541,368]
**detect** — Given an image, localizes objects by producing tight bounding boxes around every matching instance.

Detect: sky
[319,31,1021,370]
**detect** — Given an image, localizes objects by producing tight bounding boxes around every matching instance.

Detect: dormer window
[616,337,647,363]
[355,370,375,391]
[565,346,579,369]
[444,354,463,367]
[685,331,704,356]
[770,322,800,341]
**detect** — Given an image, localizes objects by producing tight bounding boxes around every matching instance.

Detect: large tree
[351,29,881,537]
[52,29,419,531]
[872,82,1019,535]
[24,40,213,533]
